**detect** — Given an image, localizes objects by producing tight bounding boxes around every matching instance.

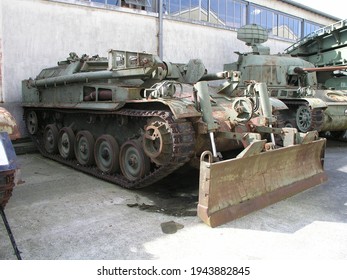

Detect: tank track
[278,100,324,132]
[26,108,196,189]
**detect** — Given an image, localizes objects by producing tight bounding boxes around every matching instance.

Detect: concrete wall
[0,0,158,135]
[162,18,293,74]
[0,0,337,136]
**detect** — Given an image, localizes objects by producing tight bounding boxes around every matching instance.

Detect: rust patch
[198,139,327,227]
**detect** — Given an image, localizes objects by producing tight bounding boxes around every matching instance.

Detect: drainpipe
[158,0,163,59]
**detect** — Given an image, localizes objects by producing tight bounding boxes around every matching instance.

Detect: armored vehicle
[285,19,347,137]
[22,50,326,227]
[224,24,347,135]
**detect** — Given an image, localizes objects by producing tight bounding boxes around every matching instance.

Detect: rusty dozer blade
[197,138,327,227]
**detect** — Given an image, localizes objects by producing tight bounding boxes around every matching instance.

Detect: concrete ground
[1,140,347,260]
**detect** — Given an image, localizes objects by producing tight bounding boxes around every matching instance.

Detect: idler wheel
[26,110,39,135]
[74,131,95,165]
[58,127,75,159]
[119,140,150,181]
[94,135,120,173]
[143,117,173,165]
[43,124,59,154]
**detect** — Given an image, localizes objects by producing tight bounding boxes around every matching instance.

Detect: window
[165,0,246,27]
[91,0,118,4]
[90,0,151,7]
[124,0,151,6]
[69,1,324,41]
[304,21,321,36]
[250,5,301,40]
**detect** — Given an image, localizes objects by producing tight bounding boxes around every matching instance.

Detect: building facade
[0,0,340,135]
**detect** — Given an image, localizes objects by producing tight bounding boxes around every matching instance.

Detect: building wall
[0,0,158,135]
[162,18,293,74]
[0,0,337,135]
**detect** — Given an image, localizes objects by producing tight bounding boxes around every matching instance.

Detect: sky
[292,0,345,20]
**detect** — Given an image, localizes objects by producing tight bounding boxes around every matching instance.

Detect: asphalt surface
[1,140,347,260]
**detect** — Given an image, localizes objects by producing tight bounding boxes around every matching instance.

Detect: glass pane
[226,0,234,27]
[210,0,219,24]
[181,0,190,19]
[219,0,227,24]
[124,0,151,7]
[250,5,261,25]
[169,0,180,14]
[272,13,278,36]
[201,0,208,21]
[191,0,199,7]
[210,0,217,14]
[293,19,300,39]
[260,9,266,28]
[181,0,189,11]
[278,15,284,37]
[201,0,208,10]
[240,3,246,26]
[106,0,117,4]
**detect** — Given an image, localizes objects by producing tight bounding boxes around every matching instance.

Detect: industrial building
[0,0,340,135]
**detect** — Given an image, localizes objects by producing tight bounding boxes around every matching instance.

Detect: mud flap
[197,138,327,227]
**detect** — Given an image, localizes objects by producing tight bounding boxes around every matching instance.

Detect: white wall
[1,0,158,134]
[0,0,337,135]
[162,18,293,74]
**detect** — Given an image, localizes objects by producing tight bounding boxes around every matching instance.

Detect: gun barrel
[201,71,230,81]
[31,70,114,88]
[294,65,347,74]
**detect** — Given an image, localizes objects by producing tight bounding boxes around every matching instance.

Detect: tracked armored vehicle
[285,19,347,138]
[224,24,347,135]
[22,50,326,227]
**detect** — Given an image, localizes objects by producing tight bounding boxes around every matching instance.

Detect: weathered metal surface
[0,170,15,209]
[0,132,18,209]
[22,49,328,227]
[0,107,20,140]
[198,138,327,227]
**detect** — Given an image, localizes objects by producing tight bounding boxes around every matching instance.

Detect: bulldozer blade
[197,138,327,227]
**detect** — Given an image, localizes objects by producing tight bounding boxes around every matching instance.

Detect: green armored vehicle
[285,19,347,137]
[22,50,326,227]
[224,24,347,135]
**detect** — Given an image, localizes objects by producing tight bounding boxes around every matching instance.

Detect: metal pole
[0,207,22,260]
[158,0,164,59]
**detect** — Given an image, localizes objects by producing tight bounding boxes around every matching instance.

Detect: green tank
[224,24,347,135]
[22,50,326,227]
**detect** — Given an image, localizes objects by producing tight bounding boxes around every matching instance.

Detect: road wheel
[120,140,150,181]
[43,124,59,154]
[95,135,120,173]
[58,127,75,159]
[75,131,95,165]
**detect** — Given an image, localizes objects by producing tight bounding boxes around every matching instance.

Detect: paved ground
[1,140,347,260]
